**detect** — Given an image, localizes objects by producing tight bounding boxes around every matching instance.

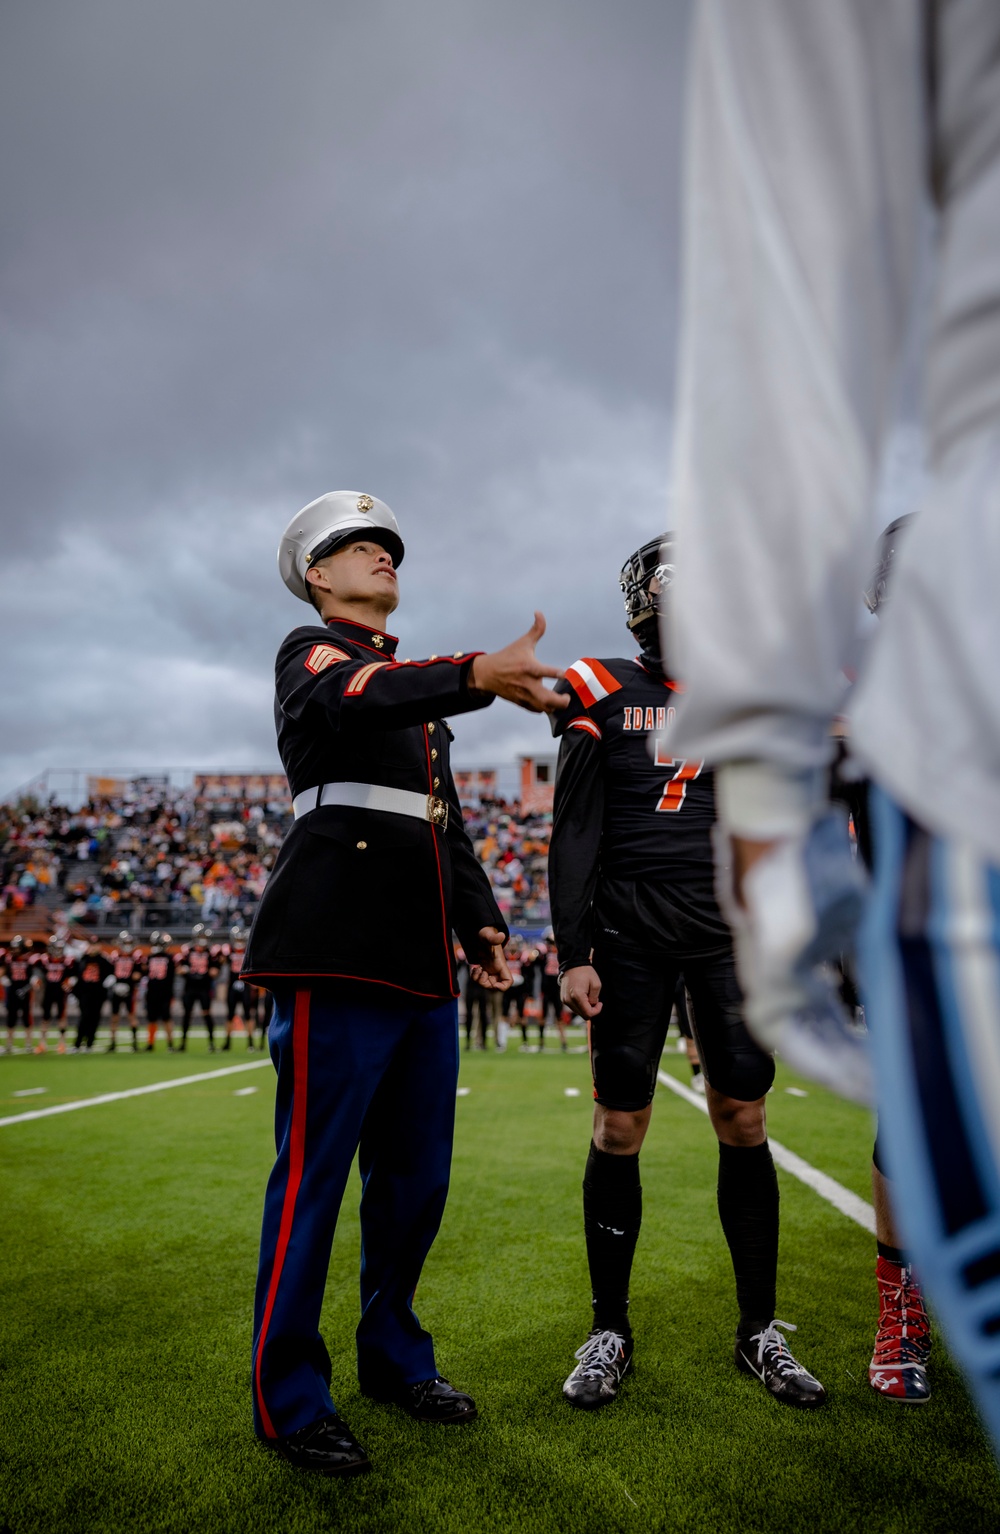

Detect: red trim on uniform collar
[635,656,684,691]
[325,615,399,657]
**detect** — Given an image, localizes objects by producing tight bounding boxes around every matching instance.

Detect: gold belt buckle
[428,795,449,830]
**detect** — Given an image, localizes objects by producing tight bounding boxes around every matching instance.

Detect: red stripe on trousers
[254,986,311,1439]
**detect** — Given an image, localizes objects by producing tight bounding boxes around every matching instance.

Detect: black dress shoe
[385,1377,478,1424]
[264,1412,371,1475]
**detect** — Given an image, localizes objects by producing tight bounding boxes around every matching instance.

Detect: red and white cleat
[869,1256,931,1403]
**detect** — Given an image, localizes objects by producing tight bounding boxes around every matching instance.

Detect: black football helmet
[864,515,913,616]
[619,534,675,661]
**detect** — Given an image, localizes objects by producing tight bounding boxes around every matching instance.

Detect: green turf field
[1,1037,998,1534]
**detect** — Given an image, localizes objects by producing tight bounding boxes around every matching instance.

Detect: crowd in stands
[0,792,287,931]
[0,788,554,935]
[0,781,564,1052]
[461,800,552,930]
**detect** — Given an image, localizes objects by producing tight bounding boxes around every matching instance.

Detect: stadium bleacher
[0,769,553,944]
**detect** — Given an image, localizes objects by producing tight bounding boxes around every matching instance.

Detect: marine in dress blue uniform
[243,490,563,1476]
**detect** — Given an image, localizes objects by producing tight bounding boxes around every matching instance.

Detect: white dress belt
[292,780,449,828]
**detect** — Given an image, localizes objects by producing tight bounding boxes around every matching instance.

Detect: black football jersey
[74,954,112,993]
[3,955,33,987]
[180,946,214,981]
[110,952,138,982]
[145,953,175,988]
[549,655,731,967]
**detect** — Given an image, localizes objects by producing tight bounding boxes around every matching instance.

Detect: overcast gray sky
[1,0,690,797]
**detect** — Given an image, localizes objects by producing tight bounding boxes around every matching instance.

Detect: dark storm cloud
[0,0,689,794]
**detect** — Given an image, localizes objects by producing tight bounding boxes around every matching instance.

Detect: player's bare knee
[707,1088,766,1147]
[593,1105,650,1155]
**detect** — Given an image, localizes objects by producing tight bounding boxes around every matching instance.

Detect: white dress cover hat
[278,491,404,603]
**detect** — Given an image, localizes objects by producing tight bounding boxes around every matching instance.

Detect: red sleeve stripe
[344,650,481,697]
[565,658,622,707]
[345,659,389,696]
[567,717,602,740]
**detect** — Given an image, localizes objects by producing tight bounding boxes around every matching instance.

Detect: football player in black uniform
[2,937,36,1053]
[72,942,113,1051]
[549,537,826,1412]
[143,932,176,1051]
[107,933,142,1052]
[222,925,256,1051]
[177,926,219,1051]
[39,939,72,1053]
[538,930,568,1051]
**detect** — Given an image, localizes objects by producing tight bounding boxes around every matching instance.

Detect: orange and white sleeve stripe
[564,658,622,708]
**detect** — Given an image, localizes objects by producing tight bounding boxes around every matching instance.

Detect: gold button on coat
[427,723,435,734]
[433,777,440,788]
[431,748,438,760]
[356,841,367,850]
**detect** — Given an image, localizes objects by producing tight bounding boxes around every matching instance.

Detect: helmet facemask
[619,536,675,668]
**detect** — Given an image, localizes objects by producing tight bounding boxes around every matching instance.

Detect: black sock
[877,1240,907,1267]
[583,1143,642,1336]
[717,1141,779,1339]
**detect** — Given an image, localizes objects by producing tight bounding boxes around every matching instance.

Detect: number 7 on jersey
[653,736,703,813]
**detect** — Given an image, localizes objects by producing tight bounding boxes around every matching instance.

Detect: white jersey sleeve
[666,0,1000,860]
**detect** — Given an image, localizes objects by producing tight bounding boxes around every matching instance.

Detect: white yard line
[656,1068,876,1234]
[0,1058,273,1128]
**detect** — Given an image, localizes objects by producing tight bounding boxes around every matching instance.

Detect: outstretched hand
[470,926,512,991]
[470,613,568,715]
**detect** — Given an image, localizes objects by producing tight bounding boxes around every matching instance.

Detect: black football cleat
[562,1328,633,1410]
[264,1412,371,1475]
[735,1320,826,1409]
[371,1376,478,1423]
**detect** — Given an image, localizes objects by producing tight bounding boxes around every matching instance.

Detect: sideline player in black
[39,938,72,1053]
[549,536,826,1412]
[242,489,566,1476]
[222,925,256,1051]
[107,933,142,1052]
[2,937,36,1053]
[177,926,219,1051]
[72,942,112,1051]
[143,932,176,1051]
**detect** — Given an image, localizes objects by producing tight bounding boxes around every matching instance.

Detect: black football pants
[589,940,775,1111]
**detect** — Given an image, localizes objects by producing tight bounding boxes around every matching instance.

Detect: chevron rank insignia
[304,643,349,674]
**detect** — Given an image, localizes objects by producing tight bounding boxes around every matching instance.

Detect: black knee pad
[704,1045,775,1104]
[592,1043,658,1112]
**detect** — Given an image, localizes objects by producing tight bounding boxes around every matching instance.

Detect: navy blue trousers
[251,984,459,1439]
